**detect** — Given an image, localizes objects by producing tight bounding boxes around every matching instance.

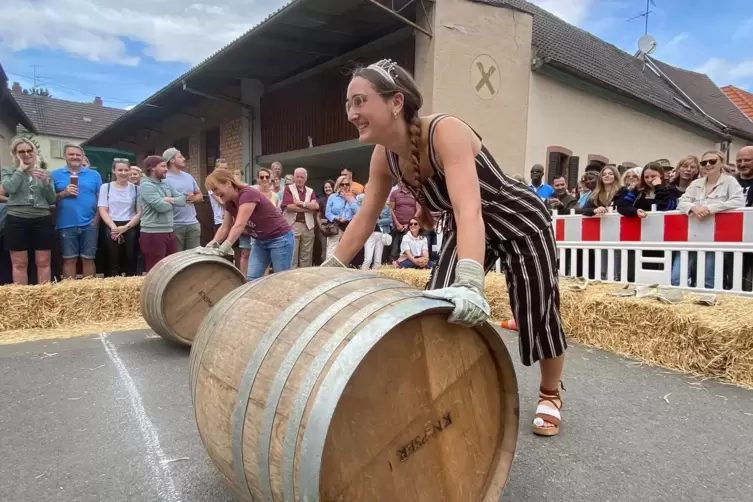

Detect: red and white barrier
[554,209,753,244]
[552,208,753,295]
[437,209,753,294]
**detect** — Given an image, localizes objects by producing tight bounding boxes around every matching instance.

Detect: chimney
[11,82,22,93]
[93,96,103,106]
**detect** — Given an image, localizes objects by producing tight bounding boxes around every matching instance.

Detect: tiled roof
[474,0,729,138]
[721,85,753,122]
[650,60,753,140]
[11,90,126,140]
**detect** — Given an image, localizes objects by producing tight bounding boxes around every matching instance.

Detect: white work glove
[217,241,233,256]
[321,255,347,268]
[423,259,490,326]
[196,241,232,256]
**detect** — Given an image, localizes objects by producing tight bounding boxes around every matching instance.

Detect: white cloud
[694,57,753,86]
[529,0,595,25]
[729,61,753,79]
[664,33,688,51]
[0,0,289,66]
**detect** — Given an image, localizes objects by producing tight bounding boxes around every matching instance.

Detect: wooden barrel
[189,267,519,502]
[140,250,246,346]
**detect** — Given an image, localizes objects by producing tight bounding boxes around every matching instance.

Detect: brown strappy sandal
[532,383,564,437]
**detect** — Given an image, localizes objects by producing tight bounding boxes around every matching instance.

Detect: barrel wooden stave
[318,314,504,501]
[190,268,519,502]
[140,249,246,346]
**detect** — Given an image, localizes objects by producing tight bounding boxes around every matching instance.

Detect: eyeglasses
[345,94,370,113]
[700,159,719,167]
[259,175,269,180]
[409,222,419,227]
[340,183,350,188]
[16,149,33,155]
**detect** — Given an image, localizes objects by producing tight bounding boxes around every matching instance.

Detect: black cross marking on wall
[475,62,497,94]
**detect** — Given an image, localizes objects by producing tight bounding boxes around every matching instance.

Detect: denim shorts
[239,235,253,249]
[60,225,98,259]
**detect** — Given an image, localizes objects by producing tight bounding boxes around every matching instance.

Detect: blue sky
[1,0,751,110]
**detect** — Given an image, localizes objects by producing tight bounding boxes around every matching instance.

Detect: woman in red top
[200,169,294,280]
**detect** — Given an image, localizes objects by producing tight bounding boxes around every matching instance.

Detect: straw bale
[2,268,751,389]
[0,318,149,345]
[0,277,142,332]
[374,268,753,389]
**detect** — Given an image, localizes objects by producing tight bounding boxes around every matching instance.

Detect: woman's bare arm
[212,211,233,243]
[433,117,485,266]
[334,146,393,264]
[226,203,257,246]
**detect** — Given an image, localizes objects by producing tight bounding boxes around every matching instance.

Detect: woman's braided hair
[352,60,435,230]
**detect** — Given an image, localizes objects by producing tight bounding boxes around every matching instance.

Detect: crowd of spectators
[529,146,753,289]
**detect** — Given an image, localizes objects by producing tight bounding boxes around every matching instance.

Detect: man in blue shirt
[529,164,555,200]
[52,143,102,279]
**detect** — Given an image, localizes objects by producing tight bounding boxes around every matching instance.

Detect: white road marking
[100,332,181,502]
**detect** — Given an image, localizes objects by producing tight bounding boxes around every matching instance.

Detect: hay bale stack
[0,277,142,332]
[374,268,753,389]
[559,282,753,387]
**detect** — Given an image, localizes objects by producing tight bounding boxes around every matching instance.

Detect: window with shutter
[567,156,580,190]
[545,146,572,185]
[50,140,65,159]
[547,151,562,185]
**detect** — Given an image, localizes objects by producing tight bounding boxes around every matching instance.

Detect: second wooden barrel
[140,250,246,346]
[189,267,519,502]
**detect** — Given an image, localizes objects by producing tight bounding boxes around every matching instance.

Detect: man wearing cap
[162,147,203,251]
[138,155,187,272]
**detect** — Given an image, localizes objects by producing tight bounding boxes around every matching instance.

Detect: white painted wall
[525,73,725,175]
[729,136,752,163]
[0,113,15,168]
[16,133,87,170]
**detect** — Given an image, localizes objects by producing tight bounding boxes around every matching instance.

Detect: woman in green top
[0,137,57,284]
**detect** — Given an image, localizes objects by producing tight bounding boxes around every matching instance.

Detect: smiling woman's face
[700,153,722,176]
[346,76,394,144]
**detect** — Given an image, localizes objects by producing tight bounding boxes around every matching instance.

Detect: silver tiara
[367,59,399,84]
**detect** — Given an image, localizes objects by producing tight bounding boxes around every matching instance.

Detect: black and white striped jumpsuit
[386,114,567,366]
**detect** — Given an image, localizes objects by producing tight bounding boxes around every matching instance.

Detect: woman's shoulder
[721,173,741,187]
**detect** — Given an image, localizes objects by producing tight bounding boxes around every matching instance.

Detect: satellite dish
[637,34,657,55]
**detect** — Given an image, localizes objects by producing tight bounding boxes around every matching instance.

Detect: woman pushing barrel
[200,169,295,280]
[322,59,568,437]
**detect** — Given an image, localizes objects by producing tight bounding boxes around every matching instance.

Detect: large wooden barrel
[189,267,519,502]
[140,250,246,346]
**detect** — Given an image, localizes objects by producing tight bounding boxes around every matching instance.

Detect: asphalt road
[0,329,751,502]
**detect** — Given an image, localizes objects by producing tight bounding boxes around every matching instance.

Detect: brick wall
[187,135,201,180]
[220,118,243,175]
[103,86,243,192]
